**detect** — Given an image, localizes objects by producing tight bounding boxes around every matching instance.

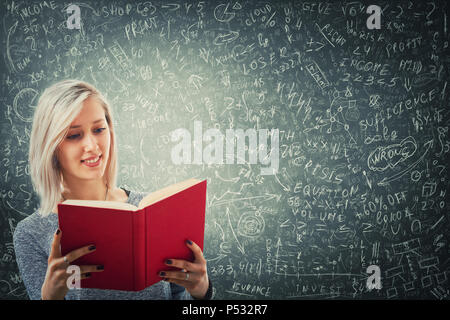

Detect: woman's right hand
[41,229,104,300]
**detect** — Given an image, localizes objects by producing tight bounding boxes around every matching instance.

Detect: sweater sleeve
[169,282,193,300]
[13,219,49,300]
[169,280,213,300]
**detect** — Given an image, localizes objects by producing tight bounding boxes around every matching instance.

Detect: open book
[58,178,207,291]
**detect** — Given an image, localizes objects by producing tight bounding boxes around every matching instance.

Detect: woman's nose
[82,133,99,152]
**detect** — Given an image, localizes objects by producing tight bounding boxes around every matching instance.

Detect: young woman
[13,80,212,300]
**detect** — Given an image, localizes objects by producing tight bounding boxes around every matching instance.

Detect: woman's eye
[66,134,80,140]
[66,128,105,140]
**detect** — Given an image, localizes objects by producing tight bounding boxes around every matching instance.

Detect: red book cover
[58,179,207,291]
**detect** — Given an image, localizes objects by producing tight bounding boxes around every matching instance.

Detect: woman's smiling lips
[81,154,102,167]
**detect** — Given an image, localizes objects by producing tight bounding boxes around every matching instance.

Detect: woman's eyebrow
[69,119,105,129]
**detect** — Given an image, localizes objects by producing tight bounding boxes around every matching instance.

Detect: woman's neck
[62,181,109,201]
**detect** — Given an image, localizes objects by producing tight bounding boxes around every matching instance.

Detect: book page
[138,178,201,209]
[61,199,139,211]
[61,179,201,211]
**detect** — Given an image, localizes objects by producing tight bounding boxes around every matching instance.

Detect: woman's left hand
[160,239,209,299]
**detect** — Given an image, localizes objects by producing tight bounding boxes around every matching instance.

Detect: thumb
[50,229,62,259]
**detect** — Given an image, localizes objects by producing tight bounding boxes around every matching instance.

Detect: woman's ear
[52,149,61,170]
[52,153,60,169]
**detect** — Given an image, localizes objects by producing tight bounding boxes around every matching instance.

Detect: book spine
[132,209,146,291]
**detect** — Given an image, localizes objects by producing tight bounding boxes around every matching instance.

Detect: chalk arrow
[226,208,245,255]
[362,170,372,189]
[214,221,225,241]
[7,21,19,74]
[306,41,325,52]
[161,4,180,10]
[378,139,433,186]
[210,192,281,207]
[206,254,228,263]
[274,172,291,192]
[215,170,240,183]
[404,77,412,92]
[208,190,240,207]
[280,219,295,232]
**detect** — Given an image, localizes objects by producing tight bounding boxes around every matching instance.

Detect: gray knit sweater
[13,189,193,300]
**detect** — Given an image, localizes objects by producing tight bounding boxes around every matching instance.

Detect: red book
[58,179,207,291]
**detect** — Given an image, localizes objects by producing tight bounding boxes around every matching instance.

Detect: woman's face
[56,96,111,185]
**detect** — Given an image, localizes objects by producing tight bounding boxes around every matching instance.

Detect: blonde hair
[29,80,118,217]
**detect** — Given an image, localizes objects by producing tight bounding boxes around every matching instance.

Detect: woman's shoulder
[13,211,53,245]
[15,211,44,232]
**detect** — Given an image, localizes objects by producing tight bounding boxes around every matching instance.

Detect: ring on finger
[63,256,69,265]
[185,272,189,281]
